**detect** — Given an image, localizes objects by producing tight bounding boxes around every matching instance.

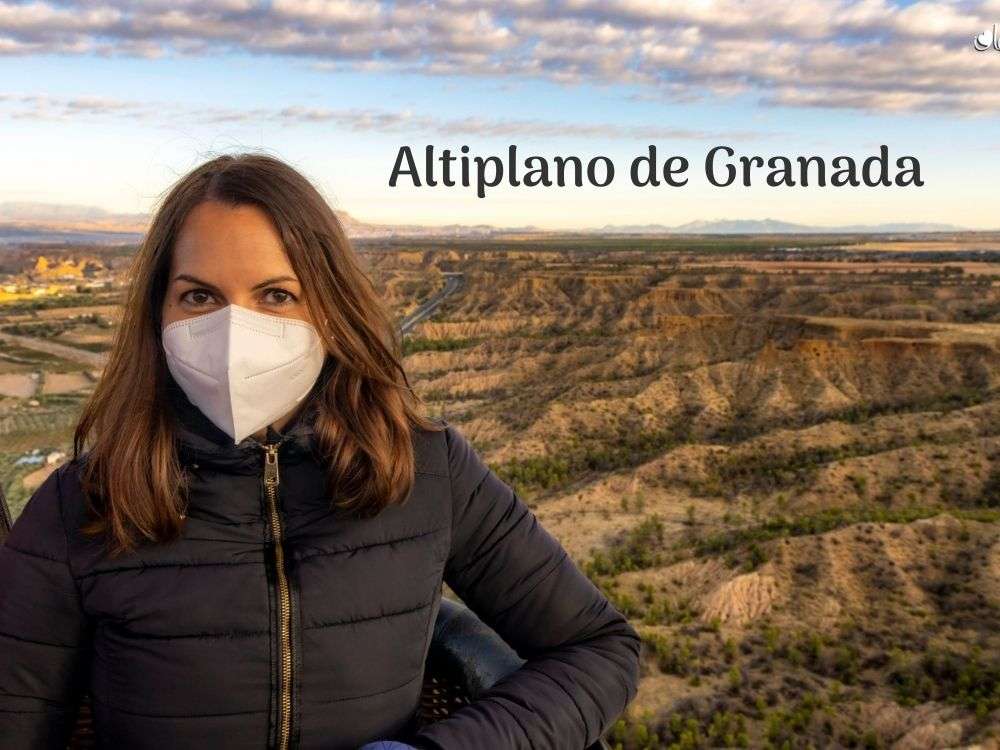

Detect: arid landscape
[2,232,999,749]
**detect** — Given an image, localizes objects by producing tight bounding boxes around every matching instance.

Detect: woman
[0,153,641,749]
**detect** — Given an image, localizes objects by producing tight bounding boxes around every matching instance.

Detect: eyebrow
[172,274,300,291]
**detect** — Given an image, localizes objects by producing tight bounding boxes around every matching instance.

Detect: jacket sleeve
[409,423,641,750]
[0,466,91,749]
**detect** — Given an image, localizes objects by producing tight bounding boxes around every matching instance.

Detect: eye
[262,288,297,306]
[180,288,217,306]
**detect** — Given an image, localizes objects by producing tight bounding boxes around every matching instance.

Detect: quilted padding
[0,382,641,749]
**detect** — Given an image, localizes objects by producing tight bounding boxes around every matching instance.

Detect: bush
[890,647,1000,713]
[585,514,666,577]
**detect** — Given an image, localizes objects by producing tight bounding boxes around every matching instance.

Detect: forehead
[171,200,295,276]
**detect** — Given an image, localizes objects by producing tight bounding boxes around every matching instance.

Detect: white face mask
[162,304,326,444]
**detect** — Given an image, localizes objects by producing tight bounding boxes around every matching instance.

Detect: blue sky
[1,0,999,230]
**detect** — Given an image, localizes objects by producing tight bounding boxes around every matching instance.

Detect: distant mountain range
[0,202,971,245]
[591,219,966,234]
[0,202,148,246]
[0,201,515,245]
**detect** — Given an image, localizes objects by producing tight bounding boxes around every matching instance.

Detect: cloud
[0,91,771,140]
[2,1,1000,113]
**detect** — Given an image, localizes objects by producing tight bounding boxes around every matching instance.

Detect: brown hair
[73,152,443,557]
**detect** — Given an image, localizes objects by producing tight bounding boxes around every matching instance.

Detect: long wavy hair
[73,152,443,557]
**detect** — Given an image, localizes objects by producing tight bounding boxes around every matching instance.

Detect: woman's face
[161,200,315,329]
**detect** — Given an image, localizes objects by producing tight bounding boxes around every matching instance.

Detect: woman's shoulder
[30,455,93,530]
[412,416,489,480]
[4,456,88,559]
[411,416,452,478]
[411,418,493,497]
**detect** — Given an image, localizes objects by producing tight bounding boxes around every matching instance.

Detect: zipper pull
[264,444,280,486]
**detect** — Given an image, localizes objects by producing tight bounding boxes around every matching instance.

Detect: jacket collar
[165,372,319,469]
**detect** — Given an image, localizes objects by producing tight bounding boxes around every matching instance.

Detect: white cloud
[2,0,1000,113]
[0,91,776,139]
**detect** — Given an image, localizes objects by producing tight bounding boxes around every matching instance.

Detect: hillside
[390,237,1000,748]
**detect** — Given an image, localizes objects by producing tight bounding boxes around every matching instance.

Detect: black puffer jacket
[0,381,641,749]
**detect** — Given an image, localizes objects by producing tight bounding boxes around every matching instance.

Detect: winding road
[398,272,464,336]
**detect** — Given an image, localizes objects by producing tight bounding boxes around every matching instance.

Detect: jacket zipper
[264,443,293,750]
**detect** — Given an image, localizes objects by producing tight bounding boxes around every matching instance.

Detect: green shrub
[585,514,666,577]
